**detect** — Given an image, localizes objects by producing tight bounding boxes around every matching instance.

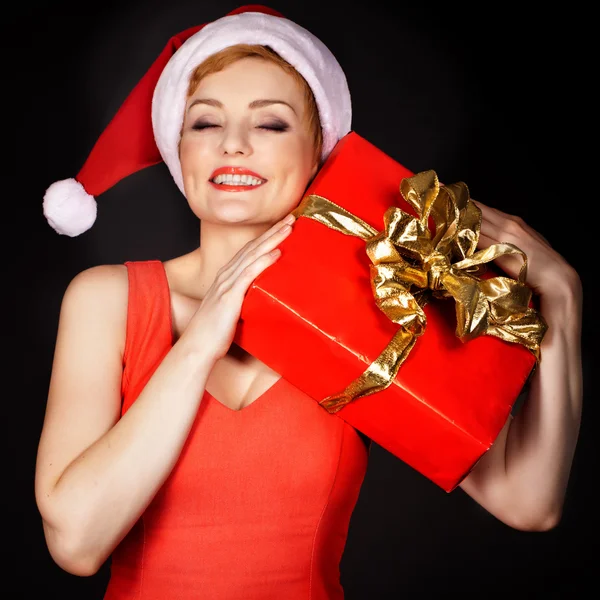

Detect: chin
[204,203,271,226]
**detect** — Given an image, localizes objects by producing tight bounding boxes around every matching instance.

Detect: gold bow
[292,170,548,414]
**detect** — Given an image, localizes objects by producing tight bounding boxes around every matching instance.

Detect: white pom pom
[43,178,97,237]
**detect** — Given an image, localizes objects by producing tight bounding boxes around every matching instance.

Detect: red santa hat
[43,4,352,236]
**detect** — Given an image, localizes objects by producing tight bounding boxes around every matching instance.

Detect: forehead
[189,57,305,106]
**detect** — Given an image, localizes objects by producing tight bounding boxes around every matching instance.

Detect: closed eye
[259,124,288,132]
[192,123,219,131]
[191,122,289,132]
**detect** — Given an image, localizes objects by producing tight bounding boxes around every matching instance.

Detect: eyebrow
[187,98,297,114]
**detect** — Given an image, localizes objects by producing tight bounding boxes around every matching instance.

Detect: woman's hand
[473,200,581,300]
[181,214,295,363]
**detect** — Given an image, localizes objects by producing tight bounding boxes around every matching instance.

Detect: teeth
[212,173,264,185]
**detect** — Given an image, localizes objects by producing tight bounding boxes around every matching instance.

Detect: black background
[5,1,595,598]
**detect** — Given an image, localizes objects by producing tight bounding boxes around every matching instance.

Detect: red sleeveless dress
[103,260,370,600]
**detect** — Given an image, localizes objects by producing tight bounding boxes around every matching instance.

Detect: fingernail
[283,213,295,224]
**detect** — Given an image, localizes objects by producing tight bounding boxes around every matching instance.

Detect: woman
[34,5,583,599]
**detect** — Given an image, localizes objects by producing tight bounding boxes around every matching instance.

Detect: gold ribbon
[292,170,548,414]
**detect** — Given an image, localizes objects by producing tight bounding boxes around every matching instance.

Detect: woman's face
[179,57,320,226]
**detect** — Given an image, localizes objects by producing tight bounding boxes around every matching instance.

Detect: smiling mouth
[210,173,267,187]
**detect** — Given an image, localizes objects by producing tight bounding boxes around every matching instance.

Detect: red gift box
[235,131,541,492]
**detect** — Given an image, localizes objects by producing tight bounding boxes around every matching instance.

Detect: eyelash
[192,123,289,133]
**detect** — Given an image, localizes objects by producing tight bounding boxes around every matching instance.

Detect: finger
[479,214,553,260]
[474,200,528,232]
[472,199,509,226]
[476,231,498,250]
[249,213,296,248]
[478,217,511,245]
[229,223,293,282]
[473,200,526,241]
[474,200,551,248]
[219,214,295,278]
[230,248,283,296]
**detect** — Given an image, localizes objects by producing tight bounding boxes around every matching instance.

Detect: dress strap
[121,260,173,412]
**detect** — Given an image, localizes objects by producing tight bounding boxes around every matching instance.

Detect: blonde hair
[180,44,323,162]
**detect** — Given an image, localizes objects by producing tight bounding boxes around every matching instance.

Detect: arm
[34,265,216,577]
[34,217,294,577]
[458,203,583,531]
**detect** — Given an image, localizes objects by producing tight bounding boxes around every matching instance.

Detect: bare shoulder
[63,264,128,307]
[65,263,128,295]
[60,264,129,351]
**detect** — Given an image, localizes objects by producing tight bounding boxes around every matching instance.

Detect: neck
[191,218,272,299]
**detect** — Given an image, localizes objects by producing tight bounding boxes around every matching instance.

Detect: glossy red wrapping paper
[235,131,536,492]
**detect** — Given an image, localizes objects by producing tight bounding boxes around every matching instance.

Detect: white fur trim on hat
[43,178,97,237]
[152,11,352,197]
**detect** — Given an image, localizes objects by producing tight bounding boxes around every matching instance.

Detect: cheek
[276,138,315,178]
[278,161,314,208]
[179,138,211,178]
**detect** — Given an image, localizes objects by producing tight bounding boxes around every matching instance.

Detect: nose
[219,124,252,156]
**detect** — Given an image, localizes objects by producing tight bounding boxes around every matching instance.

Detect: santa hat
[43,4,352,237]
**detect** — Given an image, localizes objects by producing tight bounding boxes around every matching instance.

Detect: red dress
[103,260,370,600]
